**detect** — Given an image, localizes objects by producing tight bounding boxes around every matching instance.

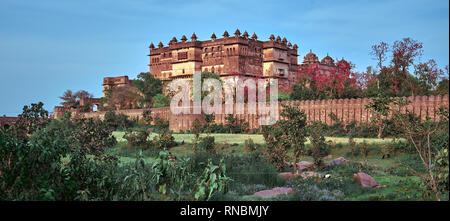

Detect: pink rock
[278,172,301,180]
[325,157,349,167]
[353,172,379,188]
[253,187,294,199]
[287,161,314,172]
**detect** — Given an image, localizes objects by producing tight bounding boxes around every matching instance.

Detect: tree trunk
[377,123,383,139]
[293,149,301,174]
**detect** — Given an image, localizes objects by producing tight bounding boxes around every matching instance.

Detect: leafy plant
[194,158,231,201]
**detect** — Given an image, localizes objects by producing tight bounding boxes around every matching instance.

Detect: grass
[113,131,398,145]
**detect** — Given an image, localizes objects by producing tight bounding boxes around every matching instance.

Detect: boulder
[288,161,315,172]
[299,171,323,179]
[253,187,294,199]
[324,157,349,167]
[353,172,384,188]
[278,172,301,180]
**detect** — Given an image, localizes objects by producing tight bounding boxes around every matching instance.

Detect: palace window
[178,52,188,60]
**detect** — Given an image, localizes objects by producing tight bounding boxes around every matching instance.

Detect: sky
[0,0,449,116]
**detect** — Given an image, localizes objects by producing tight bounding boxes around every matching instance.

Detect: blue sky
[0,0,448,115]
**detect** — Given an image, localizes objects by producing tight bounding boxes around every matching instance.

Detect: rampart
[58,94,449,132]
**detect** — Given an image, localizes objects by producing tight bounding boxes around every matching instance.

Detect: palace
[54,29,343,117]
[148,29,300,88]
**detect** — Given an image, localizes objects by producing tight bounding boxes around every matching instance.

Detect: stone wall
[71,94,449,132]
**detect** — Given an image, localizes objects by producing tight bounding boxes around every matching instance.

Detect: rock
[278,172,301,180]
[353,172,384,188]
[288,161,314,172]
[325,157,349,167]
[298,171,323,179]
[253,187,294,199]
[324,155,333,159]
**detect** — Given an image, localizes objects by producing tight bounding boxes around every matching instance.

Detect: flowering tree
[295,59,362,99]
[414,59,445,93]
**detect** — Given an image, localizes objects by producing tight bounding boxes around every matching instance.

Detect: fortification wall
[69,94,449,132]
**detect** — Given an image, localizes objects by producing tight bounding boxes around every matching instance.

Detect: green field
[113,131,399,145]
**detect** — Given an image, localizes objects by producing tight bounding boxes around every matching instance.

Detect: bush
[307,122,330,168]
[197,136,215,153]
[104,110,134,130]
[122,128,154,149]
[244,138,257,153]
[156,128,176,150]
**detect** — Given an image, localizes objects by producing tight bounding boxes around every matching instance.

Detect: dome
[303,49,319,64]
[320,54,335,66]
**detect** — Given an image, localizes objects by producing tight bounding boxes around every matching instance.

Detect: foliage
[191,118,203,149]
[105,85,140,110]
[307,122,330,167]
[123,128,153,149]
[59,90,93,109]
[9,102,50,139]
[104,110,134,131]
[71,117,118,155]
[152,93,170,108]
[225,114,249,134]
[156,127,176,150]
[244,138,258,153]
[392,100,449,200]
[262,125,290,171]
[132,72,163,108]
[277,105,308,173]
[197,136,216,154]
[365,93,399,138]
[142,109,153,125]
[194,158,231,201]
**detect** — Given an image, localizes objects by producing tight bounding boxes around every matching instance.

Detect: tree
[59,90,77,108]
[392,101,448,201]
[142,109,153,125]
[106,84,140,110]
[10,102,49,138]
[59,90,93,109]
[278,105,308,173]
[262,105,308,173]
[191,118,203,150]
[152,93,170,108]
[391,38,423,96]
[293,59,362,100]
[365,93,397,138]
[308,122,330,168]
[132,72,163,108]
[414,59,444,94]
[370,42,389,70]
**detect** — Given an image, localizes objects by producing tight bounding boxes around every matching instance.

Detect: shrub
[197,136,215,153]
[308,122,330,168]
[104,110,134,130]
[122,128,154,149]
[244,138,257,153]
[359,141,369,158]
[156,127,176,150]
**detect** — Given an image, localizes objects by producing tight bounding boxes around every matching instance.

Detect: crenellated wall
[64,94,449,132]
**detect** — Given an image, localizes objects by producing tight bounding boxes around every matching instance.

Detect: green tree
[152,93,170,108]
[365,93,396,138]
[132,72,163,108]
